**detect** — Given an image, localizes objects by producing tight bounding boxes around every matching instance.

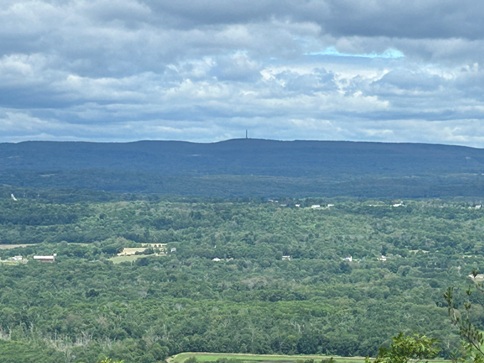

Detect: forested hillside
[1,139,483,198]
[1,140,484,362]
[0,197,483,362]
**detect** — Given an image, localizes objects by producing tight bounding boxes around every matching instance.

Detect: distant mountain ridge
[1,139,483,198]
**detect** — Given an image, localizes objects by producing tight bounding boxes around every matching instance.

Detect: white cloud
[0,0,483,147]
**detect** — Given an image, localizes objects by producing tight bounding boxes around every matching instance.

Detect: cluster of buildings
[1,254,56,264]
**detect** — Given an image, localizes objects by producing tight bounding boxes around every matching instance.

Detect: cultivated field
[169,353,449,363]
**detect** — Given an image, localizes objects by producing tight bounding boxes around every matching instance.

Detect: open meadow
[169,352,450,363]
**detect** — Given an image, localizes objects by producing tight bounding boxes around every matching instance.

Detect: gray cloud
[0,0,483,147]
[317,1,483,40]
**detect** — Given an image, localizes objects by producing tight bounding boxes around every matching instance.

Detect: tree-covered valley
[1,139,483,362]
[1,139,484,198]
[1,196,483,362]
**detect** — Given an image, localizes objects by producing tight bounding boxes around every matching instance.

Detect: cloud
[308,47,404,59]
[0,0,483,147]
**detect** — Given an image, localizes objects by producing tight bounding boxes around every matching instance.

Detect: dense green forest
[1,195,483,362]
[1,140,483,198]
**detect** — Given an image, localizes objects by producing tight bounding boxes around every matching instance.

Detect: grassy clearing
[0,243,91,250]
[0,244,31,249]
[0,260,28,265]
[109,255,146,264]
[169,352,450,363]
[109,253,165,264]
[118,247,148,255]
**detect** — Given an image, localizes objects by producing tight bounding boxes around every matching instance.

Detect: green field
[0,244,31,249]
[169,352,449,363]
[109,253,166,264]
[0,259,27,265]
[108,255,147,264]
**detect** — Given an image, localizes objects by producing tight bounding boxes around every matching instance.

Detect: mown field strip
[169,352,450,363]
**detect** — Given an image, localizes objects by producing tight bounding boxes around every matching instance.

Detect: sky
[1,0,484,147]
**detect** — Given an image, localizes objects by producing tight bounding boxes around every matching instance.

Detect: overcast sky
[1,0,484,147]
